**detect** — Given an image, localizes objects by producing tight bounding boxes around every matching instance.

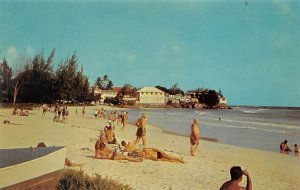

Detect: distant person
[219,166,252,190]
[295,144,299,153]
[12,107,18,115]
[42,104,47,117]
[19,109,29,116]
[107,111,115,129]
[82,106,85,117]
[280,140,292,152]
[121,112,128,130]
[64,106,69,122]
[135,113,147,148]
[190,118,200,156]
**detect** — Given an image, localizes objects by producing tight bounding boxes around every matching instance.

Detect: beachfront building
[92,87,122,104]
[137,87,165,105]
[218,96,227,109]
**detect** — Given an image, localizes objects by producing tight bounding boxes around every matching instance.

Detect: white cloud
[118,50,137,64]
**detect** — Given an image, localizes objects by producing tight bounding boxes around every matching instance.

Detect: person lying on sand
[36,142,85,168]
[121,140,139,153]
[94,140,142,162]
[136,148,184,163]
[219,166,252,190]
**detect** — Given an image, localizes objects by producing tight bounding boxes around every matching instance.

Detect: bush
[57,169,133,190]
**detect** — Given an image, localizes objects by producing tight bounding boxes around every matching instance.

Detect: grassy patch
[57,169,133,190]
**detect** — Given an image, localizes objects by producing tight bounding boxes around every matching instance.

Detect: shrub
[57,169,133,190]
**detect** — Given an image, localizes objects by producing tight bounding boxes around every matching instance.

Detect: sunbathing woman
[140,148,184,163]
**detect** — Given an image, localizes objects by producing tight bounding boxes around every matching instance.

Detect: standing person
[82,106,85,117]
[62,106,66,122]
[190,118,200,156]
[121,112,128,131]
[108,111,115,129]
[64,106,69,123]
[42,104,47,117]
[219,166,252,190]
[135,113,147,148]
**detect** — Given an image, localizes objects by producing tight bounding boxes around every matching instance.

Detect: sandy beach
[1,106,299,190]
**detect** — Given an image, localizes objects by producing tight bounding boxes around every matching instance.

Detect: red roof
[112,87,122,93]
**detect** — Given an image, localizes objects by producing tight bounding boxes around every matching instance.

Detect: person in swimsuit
[121,140,139,153]
[104,126,118,144]
[280,140,292,152]
[135,113,147,147]
[140,148,184,163]
[190,118,200,156]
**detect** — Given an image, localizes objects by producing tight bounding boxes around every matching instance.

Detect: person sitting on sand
[37,142,85,168]
[19,109,29,116]
[219,166,252,190]
[121,140,139,153]
[139,148,184,163]
[104,126,117,144]
[280,140,292,152]
[190,118,200,156]
[94,140,142,162]
[12,107,18,115]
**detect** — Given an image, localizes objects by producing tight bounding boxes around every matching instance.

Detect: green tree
[155,85,169,94]
[203,90,220,108]
[0,59,13,105]
[120,84,137,97]
[95,74,113,90]
[16,50,55,103]
[168,83,184,95]
[53,52,90,103]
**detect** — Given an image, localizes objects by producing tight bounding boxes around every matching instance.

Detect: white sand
[1,106,299,190]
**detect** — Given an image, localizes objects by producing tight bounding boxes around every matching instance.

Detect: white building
[137,87,165,104]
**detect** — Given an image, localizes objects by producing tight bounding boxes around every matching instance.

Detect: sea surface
[124,107,300,153]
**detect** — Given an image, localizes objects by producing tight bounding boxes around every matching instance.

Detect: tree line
[0,49,109,105]
[0,49,223,107]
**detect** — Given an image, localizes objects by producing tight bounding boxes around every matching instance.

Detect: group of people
[52,105,69,123]
[280,139,299,153]
[12,107,29,116]
[94,112,184,163]
[107,110,129,130]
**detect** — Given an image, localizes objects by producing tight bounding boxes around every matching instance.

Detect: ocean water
[124,107,300,153]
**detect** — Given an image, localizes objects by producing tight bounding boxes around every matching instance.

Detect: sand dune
[1,106,299,190]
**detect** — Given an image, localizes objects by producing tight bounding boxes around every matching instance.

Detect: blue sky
[0,0,299,106]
